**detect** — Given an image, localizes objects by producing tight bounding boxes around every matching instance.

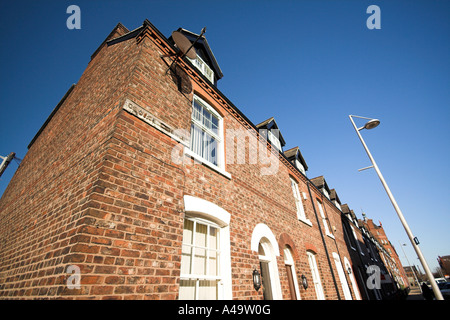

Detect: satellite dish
[165,27,206,75]
[172,31,197,59]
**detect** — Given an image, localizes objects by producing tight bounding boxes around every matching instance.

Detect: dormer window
[256,117,286,152]
[321,188,330,200]
[188,54,214,83]
[310,176,331,201]
[267,130,282,151]
[172,28,223,86]
[294,159,306,175]
[284,147,308,176]
[330,189,341,210]
[333,201,341,211]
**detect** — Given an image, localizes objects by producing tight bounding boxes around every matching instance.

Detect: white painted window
[333,201,341,211]
[188,54,214,83]
[322,188,330,200]
[316,200,333,238]
[180,218,221,299]
[267,130,282,151]
[294,159,306,175]
[186,95,231,179]
[307,251,325,300]
[189,96,222,167]
[343,224,356,251]
[332,252,353,300]
[180,196,232,300]
[351,225,364,255]
[290,178,312,226]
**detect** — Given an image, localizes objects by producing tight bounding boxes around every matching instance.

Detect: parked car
[440,282,450,300]
[435,277,448,285]
[438,281,448,290]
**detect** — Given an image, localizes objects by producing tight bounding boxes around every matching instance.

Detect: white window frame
[343,224,357,252]
[316,200,334,238]
[321,187,330,200]
[307,251,325,300]
[290,178,312,226]
[294,159,306,175]
[332,252,353,300]
[284,247,301,300]
[267,130,282,151]
[180,217,221,299]
[180,195,232,300]
[333,201,341,211]
[351,225,364,255]
[185,95,230,179]
[188,54,215,83]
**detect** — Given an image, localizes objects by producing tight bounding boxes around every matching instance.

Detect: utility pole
[399,242,422,293]
[349,115,444,300]
[0,152,16,178]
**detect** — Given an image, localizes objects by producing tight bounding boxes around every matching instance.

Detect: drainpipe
[321,194,355,299]
[307,181,341,300]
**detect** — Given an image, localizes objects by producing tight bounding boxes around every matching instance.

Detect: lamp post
[348,115,443,300]
[399,242,422,293]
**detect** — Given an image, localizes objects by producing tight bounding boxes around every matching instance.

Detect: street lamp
[399,242,422,293]
[348,115,443,300]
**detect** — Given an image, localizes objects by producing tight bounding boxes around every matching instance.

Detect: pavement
[406,293,425,300]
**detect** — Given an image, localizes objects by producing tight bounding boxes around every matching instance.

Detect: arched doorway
[283,246,301,300]
[332,252,352,300]
[344,257,362,300]
[251,223,282,300]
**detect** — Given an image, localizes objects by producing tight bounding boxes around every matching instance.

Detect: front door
[260,261,273,300]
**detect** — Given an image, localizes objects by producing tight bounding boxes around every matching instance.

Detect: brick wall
[0,23,143,298]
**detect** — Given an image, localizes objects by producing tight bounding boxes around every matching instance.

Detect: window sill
[184,148,232,180]
[299,217,313,227]
[326,233,335,240]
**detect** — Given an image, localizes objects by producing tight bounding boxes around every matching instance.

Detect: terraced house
[0,19,407,300]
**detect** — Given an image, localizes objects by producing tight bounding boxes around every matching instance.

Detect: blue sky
[1,1,449,274]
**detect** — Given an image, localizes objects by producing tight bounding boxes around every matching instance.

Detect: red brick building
[0,20,405,300]
[360,216,409,290]
[438,255,450,278]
